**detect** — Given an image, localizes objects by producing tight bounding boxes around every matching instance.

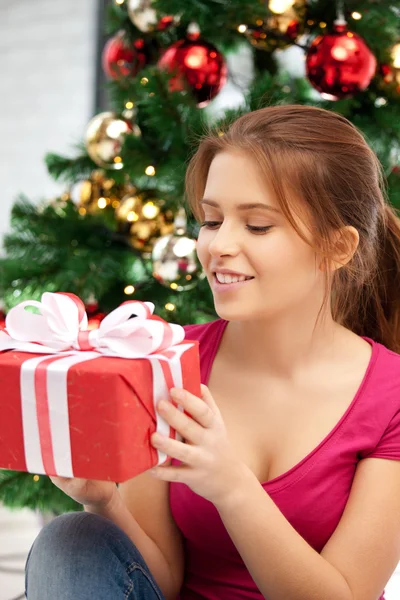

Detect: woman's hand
[49,476,117,509]
[149,384,254,508]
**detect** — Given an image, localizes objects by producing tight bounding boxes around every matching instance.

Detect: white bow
[0,292,185,358]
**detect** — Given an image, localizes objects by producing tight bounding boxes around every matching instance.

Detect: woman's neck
[221,314,350,381]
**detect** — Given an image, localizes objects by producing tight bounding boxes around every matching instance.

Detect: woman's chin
[213,304,249,321]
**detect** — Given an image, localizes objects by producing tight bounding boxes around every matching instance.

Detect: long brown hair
[185,105,400,353]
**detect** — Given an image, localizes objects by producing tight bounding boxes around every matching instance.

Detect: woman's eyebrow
[200,198,281,214]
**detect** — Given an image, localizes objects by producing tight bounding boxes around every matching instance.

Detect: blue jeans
[25,511,168,599]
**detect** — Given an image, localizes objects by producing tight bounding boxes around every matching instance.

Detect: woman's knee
[26,512,129,598]
[27,512,99,563]
[26,511,137,567]
[25,511,166,600]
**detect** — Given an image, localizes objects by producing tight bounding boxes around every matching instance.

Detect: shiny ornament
[115,193,143,222]
[127,0,179,32]
[85,112,141,170]
[102,31,149,80]
[72,170,135,215]
[306,24,377,100]
[157,39,227,107]
[114,191,173,252]
[245,0,306,51]
[152,209,205,291]
[130,209,174,253]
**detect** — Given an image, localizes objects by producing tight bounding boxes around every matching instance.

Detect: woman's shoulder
[182,318,226,341]
[359,339,400,460]
[182,318,227,362]
[364,336,400,410]
[371,336,400,370]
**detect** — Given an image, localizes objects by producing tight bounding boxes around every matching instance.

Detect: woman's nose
[208,224,240,257]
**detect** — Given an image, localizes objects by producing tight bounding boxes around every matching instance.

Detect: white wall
[0,0,97,252]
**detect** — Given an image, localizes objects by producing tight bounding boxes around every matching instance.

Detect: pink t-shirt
[169,318,400,600]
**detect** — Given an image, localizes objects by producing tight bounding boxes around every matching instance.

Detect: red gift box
[0,293,201,482]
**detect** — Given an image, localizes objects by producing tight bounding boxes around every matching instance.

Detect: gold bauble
[115,193,143,222]
[130,211,174,252]
[245,0,306,51]
[71,170,136,215]
[85,112,141,170]
[79,180,94,205]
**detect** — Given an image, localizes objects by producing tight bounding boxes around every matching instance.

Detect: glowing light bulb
[268,0,294,15]
[127,211,139,222]
[142,201,160,219]
[145,165,156,176]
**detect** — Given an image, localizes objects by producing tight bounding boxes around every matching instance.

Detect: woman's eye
[200,221,221,228]
[200,221,273,234]
[247,225,273,233]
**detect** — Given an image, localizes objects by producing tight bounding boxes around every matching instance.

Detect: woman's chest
[207,365,364,485]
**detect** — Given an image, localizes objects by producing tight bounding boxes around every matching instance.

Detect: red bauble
[157,39,227,107]
[102,32,149,80]
[306,24,377,100]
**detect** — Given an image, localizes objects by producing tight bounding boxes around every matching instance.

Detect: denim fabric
[25,511,168,599]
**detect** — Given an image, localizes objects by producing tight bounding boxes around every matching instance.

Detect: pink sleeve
[361,408,400,460]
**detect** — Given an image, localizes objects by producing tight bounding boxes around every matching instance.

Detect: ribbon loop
[0,293,185,358]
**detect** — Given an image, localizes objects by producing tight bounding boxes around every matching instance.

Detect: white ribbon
[0,292,185,357]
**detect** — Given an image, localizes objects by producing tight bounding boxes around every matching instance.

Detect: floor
[1,503,400,599]
[0,504,42,600]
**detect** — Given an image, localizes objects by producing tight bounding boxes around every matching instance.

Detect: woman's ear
[319,226,359,272]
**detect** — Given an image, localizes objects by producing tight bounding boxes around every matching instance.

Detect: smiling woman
[25,105,400,600]
[164,104,400,600]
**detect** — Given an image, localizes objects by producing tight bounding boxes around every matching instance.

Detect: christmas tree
[1,0,400,514]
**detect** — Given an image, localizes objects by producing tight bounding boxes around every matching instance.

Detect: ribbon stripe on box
[0,292,200,481]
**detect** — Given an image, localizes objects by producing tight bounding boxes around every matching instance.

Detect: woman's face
[196,151,326,322]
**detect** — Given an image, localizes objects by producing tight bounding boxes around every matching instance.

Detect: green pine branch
[0,470,80,514]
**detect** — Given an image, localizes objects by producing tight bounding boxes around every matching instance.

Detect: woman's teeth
[215,273,252,284]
